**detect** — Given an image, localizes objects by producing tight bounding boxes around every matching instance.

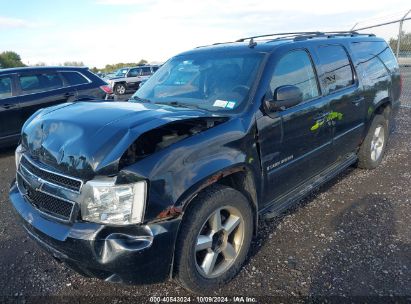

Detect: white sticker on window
[213,100,228,108]
[226,101,236,109]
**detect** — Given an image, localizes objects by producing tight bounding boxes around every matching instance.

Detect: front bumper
[9,181,180,284]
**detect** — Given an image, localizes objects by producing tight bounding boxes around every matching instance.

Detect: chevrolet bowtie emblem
[35,177,45,192]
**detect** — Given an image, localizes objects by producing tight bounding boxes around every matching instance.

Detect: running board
[262,153,358,219]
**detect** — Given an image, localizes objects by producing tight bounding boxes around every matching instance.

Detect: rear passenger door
[314,44,365,159]
[0,74,21,140]
[17,71,75,124]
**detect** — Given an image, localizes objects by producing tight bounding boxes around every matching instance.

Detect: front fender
[122,117,261,223]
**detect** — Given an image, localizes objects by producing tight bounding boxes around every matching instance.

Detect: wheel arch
[178,165,258,226]
[168,164,259,278]
[364,97,392,139]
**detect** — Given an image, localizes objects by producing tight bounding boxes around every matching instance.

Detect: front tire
[174,185,253,294]
[114,83,126,95]
[357,114,388,169]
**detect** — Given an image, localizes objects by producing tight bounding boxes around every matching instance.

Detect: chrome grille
[20,156,82,193]
[18,175,75,221]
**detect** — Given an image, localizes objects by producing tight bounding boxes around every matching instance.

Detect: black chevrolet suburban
[0,66,112,148]
[9,32,401,293]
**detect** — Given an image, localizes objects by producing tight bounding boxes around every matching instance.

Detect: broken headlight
[81,178,147,225]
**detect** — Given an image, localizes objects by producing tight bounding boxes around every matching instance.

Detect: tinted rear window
[378,48,398,72]
[317,45,354,94]
[350,41,398,84]
[19,73,63,93]
[0,76,12,99]
[351,41,398,73]
[61,71,89,85]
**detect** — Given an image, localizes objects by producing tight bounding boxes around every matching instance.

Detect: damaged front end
[119,117,227,168]
[10,101,232,283]
[10,178,181,284]
[21,101,227,179]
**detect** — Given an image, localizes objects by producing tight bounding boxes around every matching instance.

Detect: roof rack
[236,31,325,42]
[196,31,376,49]
[236,31,376,45]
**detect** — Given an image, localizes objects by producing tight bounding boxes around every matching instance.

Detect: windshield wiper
[154,101,200,110]
[130,96,151,103]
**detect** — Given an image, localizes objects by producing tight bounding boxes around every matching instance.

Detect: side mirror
[265,85,303,112]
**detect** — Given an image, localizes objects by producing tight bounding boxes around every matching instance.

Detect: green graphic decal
[310,111,343,131]
[310,120,325,131]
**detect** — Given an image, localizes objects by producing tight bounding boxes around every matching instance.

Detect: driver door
[256,49,334,206]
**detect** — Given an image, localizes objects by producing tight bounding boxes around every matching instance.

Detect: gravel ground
[0,108,410,302]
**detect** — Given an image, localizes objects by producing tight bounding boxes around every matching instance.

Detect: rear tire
[174,185,253,294]
[357,114,388,169]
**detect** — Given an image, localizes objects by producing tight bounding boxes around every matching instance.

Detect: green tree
[33,62,46,66]
[101,59,149,73]
[389,31,411,53]
[0,51,26,68]
[63,61,85,67]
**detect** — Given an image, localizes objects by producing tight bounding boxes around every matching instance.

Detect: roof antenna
[249,37,257,48]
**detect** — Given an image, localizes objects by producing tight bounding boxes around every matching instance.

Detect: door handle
[352,97,365,105]
[0,103,18,109]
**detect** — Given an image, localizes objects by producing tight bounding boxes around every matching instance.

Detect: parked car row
[0,66,112,147]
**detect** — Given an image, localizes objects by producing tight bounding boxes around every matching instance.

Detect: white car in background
[107,65,160,95]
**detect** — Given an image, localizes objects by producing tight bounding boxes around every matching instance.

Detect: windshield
[131,52,264,113]
[115,68,129,77]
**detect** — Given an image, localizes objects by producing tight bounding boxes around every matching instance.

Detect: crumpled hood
[21,101,222,179]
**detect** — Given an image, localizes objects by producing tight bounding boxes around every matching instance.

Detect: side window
[142,67,152,76]
[0,76,12,99]
[362,57,389,81]
[152,66,159,72]
[128,68,140,77]
[317,45,354,94]
[270,50,320,102]
[61,71,89,85]
[44,73,63,89]
[378,47,398,72]
[19,73,63,93]
[350,41,395,84]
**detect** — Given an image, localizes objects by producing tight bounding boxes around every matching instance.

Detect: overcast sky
[0,0,410,68]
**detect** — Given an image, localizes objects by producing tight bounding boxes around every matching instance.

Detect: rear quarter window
[61,71,89,85]
[316,45,354,94]
[350,41,399,73]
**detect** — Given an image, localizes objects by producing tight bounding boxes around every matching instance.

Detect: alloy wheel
[194,206,245,279]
